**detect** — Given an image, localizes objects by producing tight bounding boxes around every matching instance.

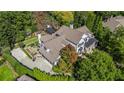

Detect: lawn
[0,63,17,81]
[3,51,33,76]
[23,36,38,46]
[15,36,38,48]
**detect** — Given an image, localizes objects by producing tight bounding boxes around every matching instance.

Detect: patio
[11,48,54,73]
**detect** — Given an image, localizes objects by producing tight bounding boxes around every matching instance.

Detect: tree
[33,12,60,32]
[108,27,124,65]
[0,12,16,49]
[74,11,88,28]
[49,12,74,26]
[73,49,117,81]
[0,12,36,49]
[98,27,112,51]
[86,12,96,31]
[18,42,25,48]
[53,44,78,74]
[0,47,2,56]
[92,15,104,42]
[94,11,113,21]
[33,68,73,81]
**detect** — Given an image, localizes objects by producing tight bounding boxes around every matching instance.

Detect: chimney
[70,24,73,29]
[47,25,50,28]
[46,49,50,53]
[38,33,41,44]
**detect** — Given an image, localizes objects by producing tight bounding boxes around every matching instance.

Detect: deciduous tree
[53,44,78,74]
[73,50,117,81]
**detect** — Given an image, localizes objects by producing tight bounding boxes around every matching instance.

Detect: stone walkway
[11,48,53,73]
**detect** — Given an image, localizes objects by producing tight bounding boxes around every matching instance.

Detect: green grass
[3,51,33,76]
[23,36,38,46]
[15,36,38,48]
[0,64,16,80]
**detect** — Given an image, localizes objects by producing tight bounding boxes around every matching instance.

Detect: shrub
[18,42,25,48]
[0,58,5,65]
[33,68,73,81]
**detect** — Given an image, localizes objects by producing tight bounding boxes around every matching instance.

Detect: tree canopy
[107,27,124,65]
[53,44,78,74]
[73,50,117,81]
[0,12,36,49]
[74,11,89,28]
[49,12,74,26]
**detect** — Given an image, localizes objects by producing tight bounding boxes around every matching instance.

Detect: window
[78,42,84,47]
[78,47,84,54]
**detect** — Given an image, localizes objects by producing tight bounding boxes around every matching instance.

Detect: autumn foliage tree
[53,44,78,74]
[60,44,78,64]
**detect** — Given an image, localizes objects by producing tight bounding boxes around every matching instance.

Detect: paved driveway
[11,48,53,73]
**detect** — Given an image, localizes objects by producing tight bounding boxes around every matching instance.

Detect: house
[103,16,124,32]
[17,75,36,81]
[38,25,97,65]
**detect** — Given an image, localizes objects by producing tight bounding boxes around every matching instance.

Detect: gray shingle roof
[39,25,92,64]
[40,35,69,64]
[84,38,97,48]
[103,16,124,32]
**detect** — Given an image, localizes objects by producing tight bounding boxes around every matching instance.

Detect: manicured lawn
[23,36,38,46]
[0,64,16,80]
[3,51,33,76]
[15,36,38,48]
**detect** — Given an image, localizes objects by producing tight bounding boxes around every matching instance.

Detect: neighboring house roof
[39,25,94,64]
[115,16,124,26]
[103,16,124,31]
[17,75,35,81]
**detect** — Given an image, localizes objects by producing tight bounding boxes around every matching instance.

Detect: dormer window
[78,42,84,47]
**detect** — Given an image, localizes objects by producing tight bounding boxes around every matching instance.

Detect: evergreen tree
[92,15,103,41]
[86,12,96,31]
[0,12,36,49]
[74,11,88,28]
[73,50,117,81]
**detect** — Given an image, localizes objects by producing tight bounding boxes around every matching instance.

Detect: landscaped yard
[3,51,73,81]
[0,63,18,81]
[23,36,38,46]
